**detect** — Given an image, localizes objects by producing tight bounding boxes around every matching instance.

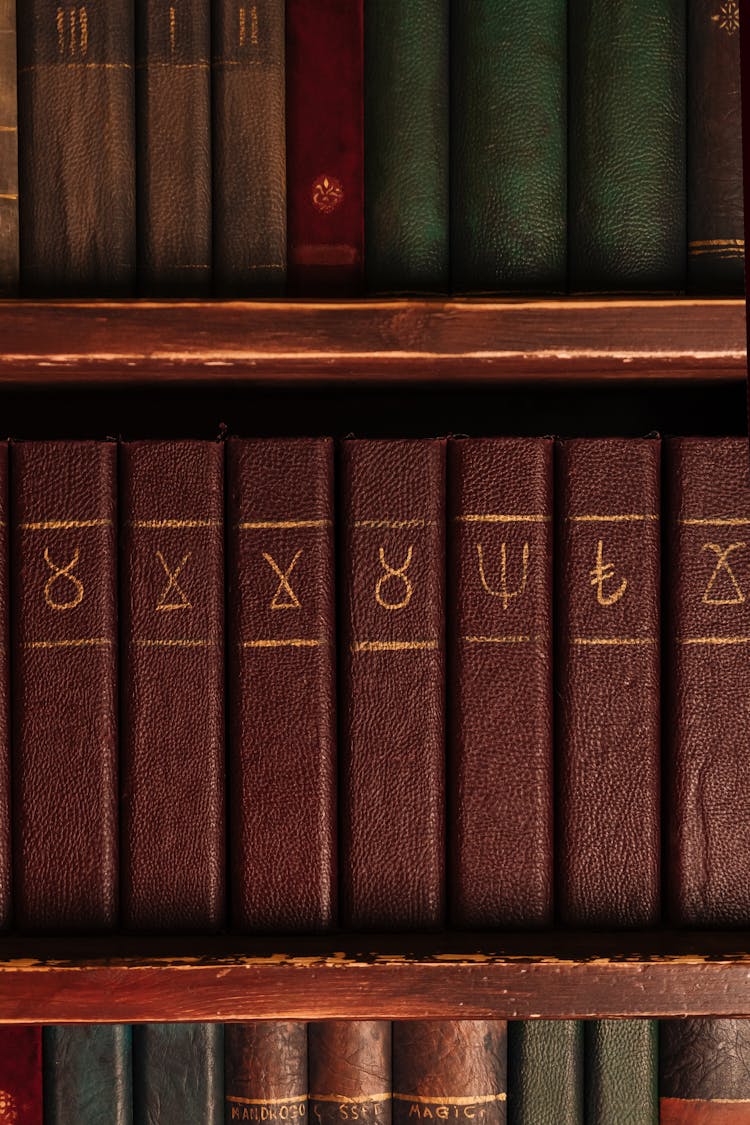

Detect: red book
[0,443,9,930]
[0,1027,42,1125]
[121,441,225,931]
[341,439,445,930]
[12,441,117,931]
[227,438,336,932]
[448,437,553,928]
[557,438,661,927]
[286,0,363,294]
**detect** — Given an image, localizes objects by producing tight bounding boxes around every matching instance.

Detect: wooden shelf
[0,298,744,385]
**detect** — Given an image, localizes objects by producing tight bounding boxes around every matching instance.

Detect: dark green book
[134,1023,223,1124]
[508,1021,583,1124]
[569,0,685,291]
[365,0,449,293]
[451,0,566,293]
[585,1021,657,1125]
[43,1025,132,1125]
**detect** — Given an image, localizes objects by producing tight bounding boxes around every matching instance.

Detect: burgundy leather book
[340,439,446,930]
[0,444,9,931]
[309,1022,391,1125]
[449,437,553,928]
[666,438,750,926]
[556,438,661,927]
[225,1023,307,1123]
[12,441,117,932]
[286,0,363,294]
[661,1019,750,1122]
[0,1027,42,1125]
[227,439,335,932]
[121,441,224,932]
[393,1022,506,1125]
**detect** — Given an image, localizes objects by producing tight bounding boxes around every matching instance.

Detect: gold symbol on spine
[590,539,627,607]
[44,547,84,610]
[56,6,88,57]
[155,551,192,611]
[312,175,344,214]
[239,5,259,47]
[702,542,746,605]
[0,1089,17,1124]
[375,546,414,610]
[711,0,739,34]
[263,550,302,609]
[169,5,176,52]
[476,542,529,610]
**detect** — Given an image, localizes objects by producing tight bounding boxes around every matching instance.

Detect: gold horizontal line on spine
[567,514,659,522]
[680,636,750,645]
[680,516,750,526]
[0,127,17,133]
[19,63,132,72]
[353,640,438,652]
[573,637,656,646]
[689,247,745,257]
[665,1097,750,1105]
[243,638,321,648]
[238,519,330,530]
[456,513,549,523]
[354,518,433,529]
[24,638,112,649]
[310,1094,391,1105]
[689,239,745,248]
[137,61,210,69]
[134,639,211,648]
[131,519,221,529]
[0,194,18,201]
[464,635,532,644]
[226,1096,307,1107]
[21,518,111,530]
[393,1094,507,1106]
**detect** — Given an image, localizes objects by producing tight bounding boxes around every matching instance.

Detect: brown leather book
[17,0,135,294]
[340,439,446,930]
[136,0,211,294]
[309,1022,391,1125]
[0,0,18,294]
[666,438,750,926]
[661,1019,750,1122]
[225,1022,307,1123]
[121,441,224,932]
[227,439,335,932]
[556,438,661,927]
[12,441,117,931]
[449,437,553,928]
[393,1022,507,1125]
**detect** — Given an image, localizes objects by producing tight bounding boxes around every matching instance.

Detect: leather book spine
[666,438,750,925]
[0,1027,42,1125]
[134,1023,223,1124]
[224,1023,307,1123]
[340,439,446,930]
[449,437,553,928]
[451,0,566,293]
[507,1021,583,1125]
[121,441,225,932]
[17,0,135,294]
[568,0,685,291]
[0,0,18,294]
[393,1022,507,1125]
[309,1022,391,1125]
[688,0,744,293]
[12,441,117,932]
[585,1021,657,1124]
[227,438,335,932]
[287,0,363,294]
[43,1026,132,1125]
[136,0,211,294]
[364,0,449,293]
[213,0,286,294]
[0,443,9,931]
[556,438,661,927]
[661,1019,750,1122]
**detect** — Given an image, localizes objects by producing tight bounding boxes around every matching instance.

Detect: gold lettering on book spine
[169,5,176,52]
[701,542,746,605]
[375,546,414,610]
[263,550,303,609]
[0,1088,17,1123]
[238,5,259,48]
[155,550,192,611]
[476,542,529,609]
[56,6,88,57]
[43,547,84,610]
[590,539,627,606]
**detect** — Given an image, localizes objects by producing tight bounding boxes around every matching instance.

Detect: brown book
[340,439,446,930]
[225,1023,307,1123]
[557,438,661,927]
[136,0,212,294]
[661,1019,750,1122]
[449,437,553,928]
[12,441,117,931]
[0,0,18,294]
[121,441,224,931]
[227,438,335,932]
[667,438,750,926]
[309,1022,391,1125]
[393,1021,507,1125]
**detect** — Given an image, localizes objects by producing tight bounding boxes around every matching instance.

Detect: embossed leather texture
[43,1025,132,1125]
[18,0,135,294]
[557,438,661,927]
[393,1022,506,1125]
[0,0,17,293]
[451,0,566,292]
[309,1022,391,1125]
[287,0,363,294]
[661,1019,750,1122]
[121,441,225,932]
[340,440,445,930]
[227,439,335,933]
[666,439,750,926]
[225,1023,307,1122]
[568,0,685,291]
[136,0,211,294]
[585,1021,657,1125]
[214,0,286,294]
[134,1023,223,1124]
[12,441,117,932]
[0,445,9,931]
[365,0,449,293]
[508,1020,583,1125]
[0,1026,42,1125]
[449,438,553,928]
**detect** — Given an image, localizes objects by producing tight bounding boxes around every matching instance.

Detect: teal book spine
[585,1021,657,1125]
[365,0,449,293]
[451,0,566,293]
[43,1025,132,1125]
[508,1021,583,1124]
[134,1023,223,1124]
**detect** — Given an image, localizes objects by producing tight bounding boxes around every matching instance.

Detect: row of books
[0,435,745,936]
[0,0,744,298]
[2,1017,749,1123]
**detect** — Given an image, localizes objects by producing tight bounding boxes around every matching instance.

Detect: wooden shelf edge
[0,298,744,385]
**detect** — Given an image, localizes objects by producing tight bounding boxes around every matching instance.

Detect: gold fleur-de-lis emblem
[0,1089,17,1124]
[712,0,739,34]
[312,174,344,214]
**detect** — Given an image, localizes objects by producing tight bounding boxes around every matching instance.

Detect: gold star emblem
[712,0,739,35]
